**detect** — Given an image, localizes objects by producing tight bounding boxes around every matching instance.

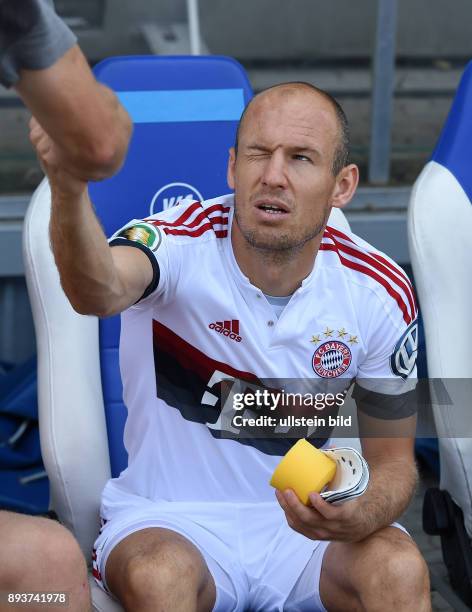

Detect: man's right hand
[29,116,87,197]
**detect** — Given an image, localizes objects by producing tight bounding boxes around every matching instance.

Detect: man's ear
[331,164,359,210]
[227,147,236,190]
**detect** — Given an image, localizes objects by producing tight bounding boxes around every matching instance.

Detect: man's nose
[261,152,288,189]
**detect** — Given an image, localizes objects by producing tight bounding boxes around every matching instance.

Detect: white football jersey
[106,194,418,503]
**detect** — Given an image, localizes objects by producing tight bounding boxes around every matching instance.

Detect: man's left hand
[275,489,372,543]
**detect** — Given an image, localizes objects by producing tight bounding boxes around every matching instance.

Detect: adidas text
[209,322,242,342]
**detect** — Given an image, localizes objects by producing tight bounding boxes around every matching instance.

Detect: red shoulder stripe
[163,204,230,230]
[163,219,228,238]
[320,243,412,324]
[146,203,229,230]
[324,228,416,319]
[145,201,201,227]
[147,203,230,239]
[370,252,416,303]
[325,225,354,241]
[328,226,416,299]
[184,204,230,229]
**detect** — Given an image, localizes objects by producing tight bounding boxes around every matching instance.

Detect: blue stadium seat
[408,59,472,606]
[89,56,253,478]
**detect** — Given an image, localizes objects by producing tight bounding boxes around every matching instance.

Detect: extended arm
[30,119,152,317]
[17,45,132,180]
[50,185,153,317]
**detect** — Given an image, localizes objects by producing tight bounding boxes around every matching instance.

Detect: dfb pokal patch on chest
[312,341,352,378]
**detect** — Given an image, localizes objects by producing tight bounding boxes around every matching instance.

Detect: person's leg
[0,511,90,612]
[105,527,217,612]
[318,526,431,612]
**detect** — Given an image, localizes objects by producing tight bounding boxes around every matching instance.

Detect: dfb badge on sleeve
[390,321,418,379]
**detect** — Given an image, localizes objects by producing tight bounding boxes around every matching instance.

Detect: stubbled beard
[234,204,331,264]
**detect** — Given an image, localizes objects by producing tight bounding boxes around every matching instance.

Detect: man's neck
[231,227,322,296]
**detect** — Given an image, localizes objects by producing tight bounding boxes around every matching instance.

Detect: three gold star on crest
[310,328,358,344]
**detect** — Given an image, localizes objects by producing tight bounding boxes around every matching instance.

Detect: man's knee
[123,541,201,594]
[107,528,215,610]
[321,529,431,612]
[360,538,430,607]
[1,512,87,585]
[0,512,90,611]
[39,519,88,583]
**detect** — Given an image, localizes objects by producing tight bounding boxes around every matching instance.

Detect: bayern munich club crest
[312,340,352,378]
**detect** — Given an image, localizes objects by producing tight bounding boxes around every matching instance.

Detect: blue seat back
[431,59,472,203]
[89,56,253,476]
[408,61,472,483]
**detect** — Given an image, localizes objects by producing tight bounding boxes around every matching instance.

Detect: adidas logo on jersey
[209,320,242,342]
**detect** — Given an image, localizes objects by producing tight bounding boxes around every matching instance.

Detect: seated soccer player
[31,82,430,612]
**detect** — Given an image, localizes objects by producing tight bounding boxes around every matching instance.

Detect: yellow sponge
[270,439,337,505]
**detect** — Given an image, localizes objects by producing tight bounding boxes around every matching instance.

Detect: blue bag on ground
[0,356,49,513]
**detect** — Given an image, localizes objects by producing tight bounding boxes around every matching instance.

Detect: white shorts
[93,484,409,612]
